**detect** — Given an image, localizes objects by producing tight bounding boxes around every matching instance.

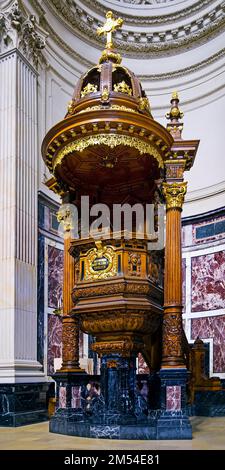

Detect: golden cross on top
[97,11,123,50]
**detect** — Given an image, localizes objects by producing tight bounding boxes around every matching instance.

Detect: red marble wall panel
[58,386,66,408]
[138,353,150,374]
[71,386,81,409]
[191,316,225,373]
[191,251,225,312]
[48,245,63,309]
[47,314,62,375]
[166,386,181,411]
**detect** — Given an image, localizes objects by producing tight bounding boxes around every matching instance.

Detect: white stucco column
[0,1,47,383]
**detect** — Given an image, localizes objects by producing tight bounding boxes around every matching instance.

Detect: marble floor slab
[0,417,225,450]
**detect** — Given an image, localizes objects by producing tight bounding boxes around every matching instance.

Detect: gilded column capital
[162,182,187,210]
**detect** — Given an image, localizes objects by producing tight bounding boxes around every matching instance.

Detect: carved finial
[166,91,184,140]
[97,11,123,64]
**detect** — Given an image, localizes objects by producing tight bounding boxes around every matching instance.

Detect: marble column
[0,2,46,388]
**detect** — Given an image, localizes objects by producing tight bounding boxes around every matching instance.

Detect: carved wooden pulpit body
[42,13,199,439]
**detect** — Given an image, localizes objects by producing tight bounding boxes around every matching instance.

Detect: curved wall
[21,0,225,216]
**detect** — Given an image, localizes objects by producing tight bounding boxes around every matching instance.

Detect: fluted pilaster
[0,50,43,382]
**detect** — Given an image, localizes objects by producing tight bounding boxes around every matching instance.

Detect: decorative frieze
[44,0,225,57]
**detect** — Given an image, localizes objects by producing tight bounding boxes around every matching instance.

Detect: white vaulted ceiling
[15,0,225,215]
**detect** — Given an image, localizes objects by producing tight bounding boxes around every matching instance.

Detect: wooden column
[161,182,187,367]
[61,236,83,372]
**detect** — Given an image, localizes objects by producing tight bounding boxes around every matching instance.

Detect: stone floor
[0,417,225,449]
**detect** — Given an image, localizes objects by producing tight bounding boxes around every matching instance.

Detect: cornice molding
[185,181,225,203]
[44,0,225,57]
[82,0,214,25]
[39,18,225,84]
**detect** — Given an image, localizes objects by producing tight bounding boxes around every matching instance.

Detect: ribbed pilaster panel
[0,51,40,378]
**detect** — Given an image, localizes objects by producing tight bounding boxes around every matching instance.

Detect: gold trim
[53,134,164,170]
[162,182,187,210]
[101,86,109,102]
[76,104,137,115]
[111,105,136,113]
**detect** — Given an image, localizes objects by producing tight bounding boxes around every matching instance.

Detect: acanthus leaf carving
[0,1,46,69]
[162,313,183,359]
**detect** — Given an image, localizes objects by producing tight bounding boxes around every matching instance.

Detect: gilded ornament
[83,244,117,281]
[139,97,151,113]
[67,100,75,114]
[76,104,137,115]
[53,134,164,170]
[162,182,187,210]
[104,122,110,130]
[111,105,136,113]
[172,91,178,100]
[166,91,184,122]
[100,155,117,168]
[99,50,122,65]
[101,86,109,101]
[92,123,98,131]
[128,252,141,276]
[81,83,98,98]
[114,80,132,96]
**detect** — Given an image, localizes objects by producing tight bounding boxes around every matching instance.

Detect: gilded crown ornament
[114,80,132,95]
[81,83,98,98]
